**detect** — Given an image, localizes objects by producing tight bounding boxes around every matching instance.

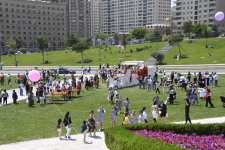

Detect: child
[12,90,18,104]
[81,121,88,143]
[57,119,62,140]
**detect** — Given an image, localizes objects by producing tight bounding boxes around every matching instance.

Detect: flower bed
[132,130,225,150]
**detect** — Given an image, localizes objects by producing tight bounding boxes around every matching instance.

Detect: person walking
[97,107,105,131]
[205,89,214,108]
[12,90,18,104]
[2,89,9,105]
[56,119,63,140]
[110,106,117,126]
[63,111,72,140]
[81,121,88,143]
[19,83,23,96]
[0,88,2,105]
[185,98,191,124]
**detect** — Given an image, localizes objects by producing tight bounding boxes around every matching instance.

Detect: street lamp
[97,39,102,65]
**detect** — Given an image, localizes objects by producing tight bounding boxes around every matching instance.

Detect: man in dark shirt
[185,98,191,124]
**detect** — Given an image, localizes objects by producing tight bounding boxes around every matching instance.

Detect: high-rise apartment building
[101,0,171,35]
[90,0,101,36]
[0,0,67,51]
[67,0,91,37]
[174,0,225,33]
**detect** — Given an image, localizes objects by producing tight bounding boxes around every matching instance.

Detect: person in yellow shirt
[122,113,130,125]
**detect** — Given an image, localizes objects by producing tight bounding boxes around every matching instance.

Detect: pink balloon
[28,70,41,82]
[215,11,224,21]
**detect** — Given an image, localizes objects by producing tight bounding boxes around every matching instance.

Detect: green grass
[0,76,20,90]
[0,75,225,144]
[1,42,166,66]
[164,38,225,64]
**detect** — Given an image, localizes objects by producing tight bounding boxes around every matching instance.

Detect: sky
[171,0,176,7]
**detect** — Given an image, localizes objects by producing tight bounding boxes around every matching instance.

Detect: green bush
[105,123,225,150]
[105,125,182,150]
[130,49,133,53]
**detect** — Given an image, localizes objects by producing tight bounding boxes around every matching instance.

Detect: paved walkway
[0,132,108,150]
[144,44,173,65]
[1,116,225,149]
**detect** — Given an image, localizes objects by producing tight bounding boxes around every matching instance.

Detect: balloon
[215,11,224,21]
[28,70,41,82]
[117,45,122,49]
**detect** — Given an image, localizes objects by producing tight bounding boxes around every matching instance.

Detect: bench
[46,92,66,102]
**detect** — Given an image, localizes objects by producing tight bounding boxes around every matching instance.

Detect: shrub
[44,60,49,64]
[105,123,225,150]
[151,52,165,64]
[130,49,133,53]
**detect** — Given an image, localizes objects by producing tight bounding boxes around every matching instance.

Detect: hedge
[104,123,225,150]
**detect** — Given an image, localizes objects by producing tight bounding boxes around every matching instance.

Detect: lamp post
[97,39,101,65]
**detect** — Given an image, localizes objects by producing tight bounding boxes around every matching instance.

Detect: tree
[192,23,204,38]
[151,52,165,65]
[72,40,90,63]
[202,24,212,48]
[37,37,48,64]
[66,34,80,47]
[131,27,146,40]
[121,34,127,50]
[113,33,120,45]
[182,21,192,43]
[169,35,183,57]
[15,39,23,50]
[6,38,17,65]
[96,33,108,41]
[153,30,162,42]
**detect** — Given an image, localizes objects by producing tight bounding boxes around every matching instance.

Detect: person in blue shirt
[81,121,88,143]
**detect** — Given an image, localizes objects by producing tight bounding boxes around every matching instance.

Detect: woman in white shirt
[138,111,146,124]
[151,101,159,123]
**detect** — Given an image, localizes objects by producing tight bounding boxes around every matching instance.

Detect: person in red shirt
[205,89,214,108]
[62,85,68,101]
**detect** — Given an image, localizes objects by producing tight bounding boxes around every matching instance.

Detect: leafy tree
[121,34,127,50]
[202,24,212,48]
[153,30,162,42]
[96,33,108,41]
[67,34,80,47]
[151,52,165,65]
[72,40,90,63]
[37,37,48,64]
[192,23,204,38]
[113,33,120,45]
[211,25,219,37]
[15,39,23,50]
[131,28,146,39]
[6,38,17,65]
[144,32,154,42]
[169,35,183,57]
[182,21,192,43]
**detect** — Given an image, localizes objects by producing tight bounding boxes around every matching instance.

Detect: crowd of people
[0,67,221,144]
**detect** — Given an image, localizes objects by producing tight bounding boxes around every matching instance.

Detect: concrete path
[175,116,225,124]
[0,132,108,150]
[144,44,173,65]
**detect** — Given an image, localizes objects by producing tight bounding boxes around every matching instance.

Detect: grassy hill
[1,42,166,66]
[164,38,225,65]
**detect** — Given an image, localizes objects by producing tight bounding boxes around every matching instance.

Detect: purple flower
[132,130,225,150]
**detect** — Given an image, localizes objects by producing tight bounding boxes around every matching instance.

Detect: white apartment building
[90,0,101,36]
[101,0,171,35]
[174,0,225,33]
[0,0,67,51]
[67,0,91,38]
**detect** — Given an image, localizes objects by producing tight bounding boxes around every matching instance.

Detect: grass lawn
[1,42,166,66]
[164,38,225,64]
[0,76,20,90]
[0,75,225,145]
